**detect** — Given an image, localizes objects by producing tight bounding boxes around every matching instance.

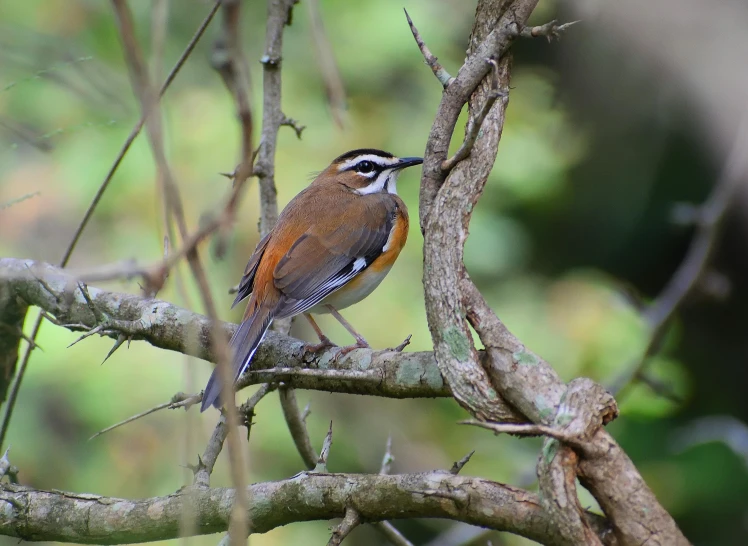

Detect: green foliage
[0,0,744,544]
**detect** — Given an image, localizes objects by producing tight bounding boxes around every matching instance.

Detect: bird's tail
[200,299,275,412]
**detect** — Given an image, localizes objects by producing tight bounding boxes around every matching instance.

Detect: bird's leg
[303,313,336,353]
[326,305,370,358]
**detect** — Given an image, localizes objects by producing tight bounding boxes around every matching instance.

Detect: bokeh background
[1,0,747,544]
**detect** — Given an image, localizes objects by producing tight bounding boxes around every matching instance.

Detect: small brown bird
[201,149,423,411]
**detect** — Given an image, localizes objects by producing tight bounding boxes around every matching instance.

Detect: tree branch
[614,116,748,398]
[0,258,450,400]
[0,282,27,404]
[328,507,360,546]
[404,9,453,88]
[463,280,688,545]
[0,472,610,545]
[440,59,507,173]
[415,0,689,544]
[519,19,580,41]
[0,0,221,450]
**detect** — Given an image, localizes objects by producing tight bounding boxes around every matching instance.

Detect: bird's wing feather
[200,300,275,411]
[232,232,272,308]
[272,198,397,318]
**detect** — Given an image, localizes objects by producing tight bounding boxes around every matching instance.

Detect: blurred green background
[1,0,747,545]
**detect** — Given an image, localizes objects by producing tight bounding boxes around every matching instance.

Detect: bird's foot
[304,335,337,354]
[332,338,370,361]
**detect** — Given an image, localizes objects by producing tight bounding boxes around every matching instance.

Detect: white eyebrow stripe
[337,154,399,171]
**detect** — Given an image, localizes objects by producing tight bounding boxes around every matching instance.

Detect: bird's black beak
[394,157,424,170]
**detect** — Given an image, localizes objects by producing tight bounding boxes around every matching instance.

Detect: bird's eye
[356,160,374,174]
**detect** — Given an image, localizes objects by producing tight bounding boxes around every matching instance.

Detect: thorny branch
[328,507,361,546]
[0,1,699,545]
[441,59,508,173]
[0,471,611,545]
[0,257,450,400]
[0,0,222,452]
[518,19,580,41]
[247,0,320,488]
[111,1,251,543]
[307,0,346,126]
[404,9,453,88]
[414,0,688,544]
[193,384,276,489]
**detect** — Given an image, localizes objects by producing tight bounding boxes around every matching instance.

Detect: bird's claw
[331,339,370,362]
[304,336,337,354]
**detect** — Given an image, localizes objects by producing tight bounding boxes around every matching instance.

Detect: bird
[200,148,423,411]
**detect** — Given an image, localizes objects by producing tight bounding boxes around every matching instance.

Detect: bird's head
[314,148,423,195]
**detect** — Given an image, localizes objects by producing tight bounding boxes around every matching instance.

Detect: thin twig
[279,388,318,469]
[374,522,416,546]
[519,19,580,42]
[280,115,306,139]
[89,392,200,440]
[380,434,394,475]
[327,507,361,546]
[0,191,40,211]
[0,447,12,481]
[442,60,506,173]
[209,0,254,261]
[404,9,453,88]
[253,0,297,234]
[111,3,250,545]
[614,116,748,398]
[374,437,415,545]
[461,420,579,446]
[193,383,275,488]
[0,323,40,350]
[307,0,346,127]
[0,0,220,452]
[313,421,334,473]
[240,383,279,439]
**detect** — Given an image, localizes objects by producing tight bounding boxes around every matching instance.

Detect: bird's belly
[311,265,393,314]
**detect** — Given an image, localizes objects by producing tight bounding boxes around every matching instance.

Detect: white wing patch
[277,258,369,318]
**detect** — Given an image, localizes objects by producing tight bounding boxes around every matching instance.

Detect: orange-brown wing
[272,196,398,318]
[231,232,272,308]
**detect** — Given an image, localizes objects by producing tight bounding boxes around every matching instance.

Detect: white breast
[309,265,393,314]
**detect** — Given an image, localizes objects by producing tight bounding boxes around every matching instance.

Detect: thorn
[300,402,311,424]
[101,334,129,364]
[380,434,394,475]
[391,334,412,352]
[450,450,475,474]
[0,446,12,481]
[280,116,306,139]
[78,282,101,322]
[520,19,580,41]
[67,325,103,348]
[313,421,333,473]
[186,454,206,474]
